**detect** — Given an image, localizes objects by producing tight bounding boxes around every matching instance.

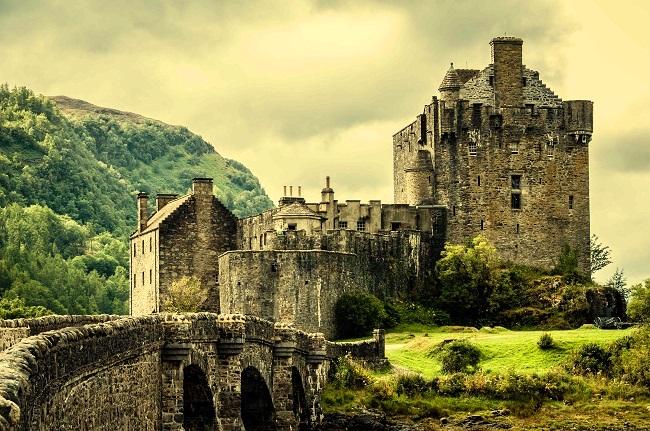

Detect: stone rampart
[0,315,164,430]
[0,314,124,352]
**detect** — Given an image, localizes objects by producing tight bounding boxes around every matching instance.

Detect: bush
[335,291,387,339]
[627,279,650,323]
[436,340,482,374]
[565,342,611,376]
[537,333,555,350]
[395,373,429,397]
[331,355,373,390]
[161,276,207,312]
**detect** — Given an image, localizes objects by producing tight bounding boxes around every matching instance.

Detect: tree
[334,291,387,339]
[606,268,629,300]
[590,234,612,275]
[627,279,650,323]
[161,276,208,313]
[435,235,501,324]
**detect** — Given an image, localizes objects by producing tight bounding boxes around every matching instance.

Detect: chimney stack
[192,178,214,196]
[156,193,178,211]
[137,192,149,232]
[490,37,524,108]
[298,186,301,197]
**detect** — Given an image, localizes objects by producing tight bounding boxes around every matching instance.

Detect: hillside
[0,84,273,316]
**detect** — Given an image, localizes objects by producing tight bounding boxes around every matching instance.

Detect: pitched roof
[137,194,192,235]
[272,202,323,219]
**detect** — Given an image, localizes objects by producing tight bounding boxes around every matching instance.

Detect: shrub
[627,279,650,323]
[395,372,428,397]
[437,340,482,374]
[537,333,555,350]
[331,355,373,390]
[565,342,611,376]
[161,276,207,312]
[335,291,387,339]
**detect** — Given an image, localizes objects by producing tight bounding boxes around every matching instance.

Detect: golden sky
[1,0,648,285]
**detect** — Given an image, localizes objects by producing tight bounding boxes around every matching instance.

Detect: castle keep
[394,37,592,271]
[130,37,594,337]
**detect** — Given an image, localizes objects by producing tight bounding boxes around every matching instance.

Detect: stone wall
[0,315,164,430]
[0,314,123,352]
[219,251,364,338]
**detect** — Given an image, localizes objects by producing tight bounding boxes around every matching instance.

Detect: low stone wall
[0,315,164,430]
[0,314,123,352]
[326,329,386,363]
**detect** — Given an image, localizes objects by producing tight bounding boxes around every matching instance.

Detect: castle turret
[563,100,594,144]
[490,37,524,108]
[404,150,434,206]
[137,192,148,232]
[438,63,462,102]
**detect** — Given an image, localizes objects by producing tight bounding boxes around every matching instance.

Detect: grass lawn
[385,325,635,378]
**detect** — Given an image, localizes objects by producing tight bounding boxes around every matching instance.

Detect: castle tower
[393,36,593,275]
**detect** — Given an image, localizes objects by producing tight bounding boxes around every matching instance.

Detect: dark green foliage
[609,326,650,389]
[335,291,387,339]
[394,373,429,397]
[626,279,650,323]
[330,355,373,390]
[565,343,612,376]
[552,244,589,284]
[388,301,439,326]
[0,203,129,315]
[0,297,52,319]
[436,340,482,374]
[537,333,555,350]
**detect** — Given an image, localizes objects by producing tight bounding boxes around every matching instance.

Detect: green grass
[385,326,635,378]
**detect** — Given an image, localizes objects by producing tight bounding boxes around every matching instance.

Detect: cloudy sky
[1,0,648,285]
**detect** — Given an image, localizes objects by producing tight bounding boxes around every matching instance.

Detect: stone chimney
[192,178,214,196]
[490,37,524,108]
[156,193,178,211]
[137,192,148,232]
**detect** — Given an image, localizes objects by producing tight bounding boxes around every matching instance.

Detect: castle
[130,37,593,338]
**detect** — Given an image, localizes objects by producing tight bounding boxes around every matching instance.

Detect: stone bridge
[0,314,384,430]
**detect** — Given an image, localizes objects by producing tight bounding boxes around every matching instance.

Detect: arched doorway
[292,367,309,430]
[241,366,276,431]
[183,365,216,431]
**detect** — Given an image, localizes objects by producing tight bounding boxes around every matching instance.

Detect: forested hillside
[0,84,273,316]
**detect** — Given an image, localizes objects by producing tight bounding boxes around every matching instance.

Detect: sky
[1,0,648,286]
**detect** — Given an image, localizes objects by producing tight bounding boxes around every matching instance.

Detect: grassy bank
[386,325,635,377]
[323,326,650,430]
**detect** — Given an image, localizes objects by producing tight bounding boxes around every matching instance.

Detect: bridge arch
[183,364,216,431]
[291,366,309,429]
[241,366,277,431]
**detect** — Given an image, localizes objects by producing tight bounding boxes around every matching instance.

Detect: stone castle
[0,36,597,431]
[130,37,593,338]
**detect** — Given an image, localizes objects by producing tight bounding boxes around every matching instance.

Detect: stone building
[130,37,594,337]
[393,36,593,273]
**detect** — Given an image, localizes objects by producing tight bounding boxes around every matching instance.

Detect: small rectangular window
[511,193,521,209]
[133,274,136,288]
[149,269,152,284]
[477,176,481,186]
[516,223,520,234]
[488,76,494,87]
[149,237,152,252]
[339,221,348,229]
[287,223,297,231]
[142,272,145,285]
[468,141,477,155]
[356,221,366,232]
[522,77,527,87]
[480,220,484,230]
[142,240,145,255]
[511,175,521,190]
[133,244,136,257]
[569,195,574,210]
[391,222,401,231]
[452,206,457,216]
[510,141,519,154]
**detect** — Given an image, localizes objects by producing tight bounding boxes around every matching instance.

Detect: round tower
[404,150,434,206]
[438,63,462,102]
